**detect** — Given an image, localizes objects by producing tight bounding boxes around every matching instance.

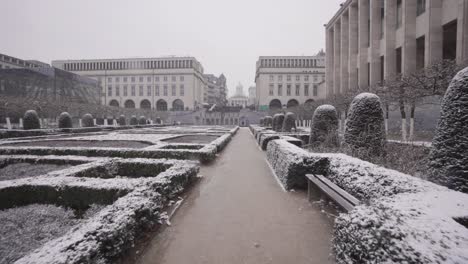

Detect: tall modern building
[52,57,207,111]
[325,0,468,97]
[254,53,326,110]
[203,73,227,105]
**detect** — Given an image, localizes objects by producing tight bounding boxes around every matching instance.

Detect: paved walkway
[135,128,334,264]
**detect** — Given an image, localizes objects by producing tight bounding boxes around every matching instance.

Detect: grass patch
[0,163,73,181]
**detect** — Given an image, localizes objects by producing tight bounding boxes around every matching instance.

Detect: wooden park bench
[305,174,360,212]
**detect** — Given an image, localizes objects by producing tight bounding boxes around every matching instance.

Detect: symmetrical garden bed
[0,156,198,263]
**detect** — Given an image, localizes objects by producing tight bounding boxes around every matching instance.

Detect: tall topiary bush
[129,115,138,126]
[309,105,339,147]
[23,110,40,130]
[429,67,468,193]
[58,112,72,129]
[259,118,264,127]
[118,115,126,126]
[344,93,385,158]
[282,112,296,132]
[155,117,162,125]
[272,113,285,132]
[264,116,273,127]
[138,116,146,125]
[82,113,94,127]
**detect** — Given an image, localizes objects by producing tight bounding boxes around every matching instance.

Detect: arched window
[172,99,184,111]
[140,99,151,109]
[124,99,135,109]
[156,99,167,111]
[109,100,119,108]
[269,99,282,110]
[287,99,299,108]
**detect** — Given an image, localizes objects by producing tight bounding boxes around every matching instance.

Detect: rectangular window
[115,85,120,96]
[286,84,291,96]
[163,76,168,82]
[416,36,425,69]
[397,0,402,29]
[108,77,112,83]
[180,84,185,96]
[172,76,176,82]
[396,47,402,74]
[313,85,318,96]
[304,75,309,81]
[269,84,274,95]
[295,84,300,96]
[139,77,143,82]
[180,76,184,81]
[155,76,160,82]
[131,77,135,82]
[278,84,283,96]
[123,77,128,82]
[313,75,318,82]
[287,75,291,81]
[295,75,300,81]
[269,75,274,82]
[171,85,176,96]
[380,5,385,39]
[443,20,457,60]
[131,85,135,96]
[139,85,144,96]
[147,76,151,82]
[380,56,385,82]
[155,85,160,96]
[278,75,283,82]
[123,85,128,96]
[417,0,426,16]
[147,85,151,96]
[304,84,309,96]
[115,77,120,82]
[163,85,168,96]
[107,85,112,96]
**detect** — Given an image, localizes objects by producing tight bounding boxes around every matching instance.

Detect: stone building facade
[203,73,227,105]
[52,57,207,111]
[254,53,326,111]
[325,0,468,97]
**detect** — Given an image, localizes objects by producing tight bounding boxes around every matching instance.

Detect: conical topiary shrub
[138,116,146,125]
[23,110,40,130]
[344,93,385,158]
[429,67,468,193]
[58,112,72,129]
[282,112,296,132]
[272,113,285,132]
[264,116,273,127]
[309,105,339,148]
[118,115,126,126]
[129,115,138,126]
[82,114,94,127]
[259,118,264,127]
[155,117,161,125]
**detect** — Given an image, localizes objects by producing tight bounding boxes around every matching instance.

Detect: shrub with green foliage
[429,67,468,193]
[81,114,94,127]
[23,110,41,130]
[155,117,162,125]
[264,116,273,127]
[259,118,264,127]
[272,113,285,132]
[309,105,339,147]
[129,115,138,126]
[344,93,385,158]
[118,115,126,126]
[58,112,72,129]
[282,112,296,132]
[138,116,146,125]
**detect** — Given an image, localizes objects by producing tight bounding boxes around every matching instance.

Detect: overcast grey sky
[1,0,343,96]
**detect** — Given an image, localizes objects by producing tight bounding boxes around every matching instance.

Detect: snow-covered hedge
[264,140,468,263]
[266,139,329,190]
[429,67,468,193]
[0,156,199,263]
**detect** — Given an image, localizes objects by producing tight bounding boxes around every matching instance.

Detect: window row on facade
[106,84,185,97]
[64,59,194,71]
[260,58,323,68]
[268,83,318,97]
[99,75,186,84]
[268,74,325,82]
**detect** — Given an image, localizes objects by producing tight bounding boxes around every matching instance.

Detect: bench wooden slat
[306,174,359,212]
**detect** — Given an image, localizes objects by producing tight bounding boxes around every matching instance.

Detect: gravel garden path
[135,128,334,264]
